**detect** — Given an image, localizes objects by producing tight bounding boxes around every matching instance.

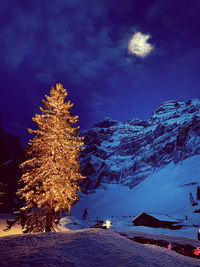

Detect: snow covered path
[0,228,200,266]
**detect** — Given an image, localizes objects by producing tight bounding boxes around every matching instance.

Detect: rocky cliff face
[80,99,200,192]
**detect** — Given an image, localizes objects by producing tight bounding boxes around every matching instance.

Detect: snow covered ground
[60,215,199,240]
[1,214,200,246]
[58,215,200,251]
[1,228,200,266]
[1,155,200,265]
[71,155,200,240]
[0,214,69,237]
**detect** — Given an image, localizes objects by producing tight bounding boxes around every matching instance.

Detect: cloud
[0,0,153,126]
[146,1,174,22]
[128,32,153,58]
[0,0,143,85]
[170,50,200,74]
[146,0,200,34]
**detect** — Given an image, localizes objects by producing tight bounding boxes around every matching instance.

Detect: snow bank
[0,228,200,266]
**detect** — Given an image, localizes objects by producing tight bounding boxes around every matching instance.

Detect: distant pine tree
[0,120,5,210]
[189,192,198,206]
[0,119,2,132]
[197,186,200,200]
[0,122,23,213]
[0,119,3,161]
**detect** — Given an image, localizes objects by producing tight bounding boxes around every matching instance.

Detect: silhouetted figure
[198,229,200,241]
[185,215,188,220]
[82,208,88,220]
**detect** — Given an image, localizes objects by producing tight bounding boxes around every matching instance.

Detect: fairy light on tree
[14,83,85,233]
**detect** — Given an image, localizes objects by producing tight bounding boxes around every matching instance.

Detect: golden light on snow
[128,31,153,58]
[103,220,111,229]
[0,218,23,237]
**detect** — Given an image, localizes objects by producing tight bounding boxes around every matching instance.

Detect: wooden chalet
[132,212,181,230]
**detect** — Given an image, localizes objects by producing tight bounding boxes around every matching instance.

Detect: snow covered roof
[133,212,178,222]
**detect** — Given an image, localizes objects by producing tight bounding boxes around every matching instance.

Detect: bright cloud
[128,32,153,58]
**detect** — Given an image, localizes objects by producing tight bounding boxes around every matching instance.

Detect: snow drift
[0,228,200,266]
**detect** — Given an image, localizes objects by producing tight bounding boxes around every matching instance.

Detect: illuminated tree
[16,83,85,233]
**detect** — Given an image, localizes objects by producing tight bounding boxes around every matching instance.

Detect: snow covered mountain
[80,99,200,192]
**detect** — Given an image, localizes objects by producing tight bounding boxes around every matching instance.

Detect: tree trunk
[45,195,53,232]
[45,209,52,232]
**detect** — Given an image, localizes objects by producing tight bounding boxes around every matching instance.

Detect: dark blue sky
[0,0,200,146]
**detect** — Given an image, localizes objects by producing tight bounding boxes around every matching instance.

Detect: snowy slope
[0,228,200,267]
[72,155,200,226]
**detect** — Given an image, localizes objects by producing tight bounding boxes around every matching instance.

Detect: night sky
[0,0,200,147]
